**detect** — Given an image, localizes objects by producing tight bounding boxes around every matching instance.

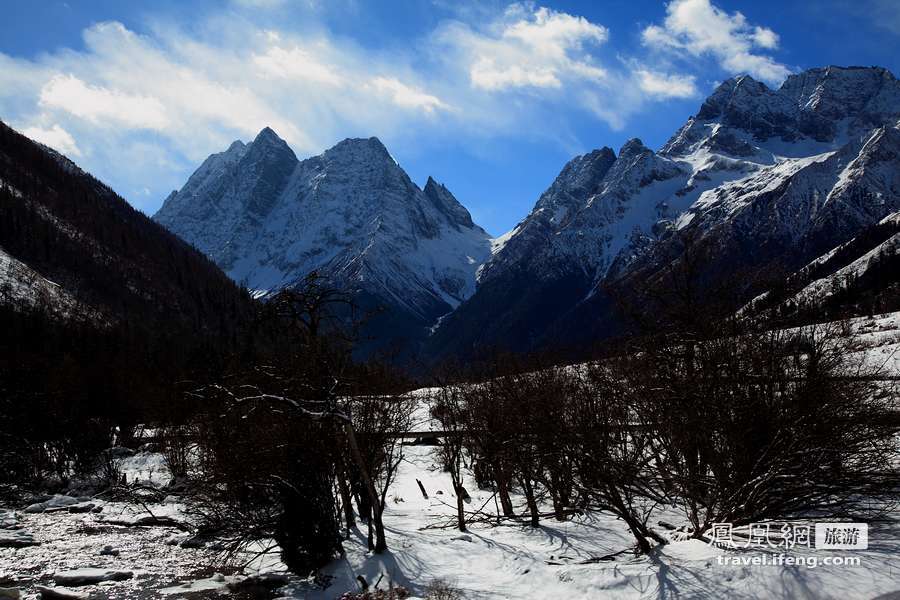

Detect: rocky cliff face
[154,129,491,354]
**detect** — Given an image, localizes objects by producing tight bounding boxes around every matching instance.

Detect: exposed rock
[53,569,133,586]
[227,573,290,593]
[99,515,187,529]
[0,511,17,529]
[27,495,81,514]
[36,586,92,600]
[0,530,38,548]
[105,447,135,460]
[179,535,207,549]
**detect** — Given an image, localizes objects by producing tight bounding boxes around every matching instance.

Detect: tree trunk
[454,482,467,532]
[416,479,429,499]
[522,476,540,528]
[343,422,387,553]
[610,493,653,554]
[338,469,355,530]
[498,479,514,517]
[373,505,388,551]
[551,493,566,522]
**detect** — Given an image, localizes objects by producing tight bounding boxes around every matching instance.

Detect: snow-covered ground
[295,444,900,600]
[849,311,900,376]
[2,313,899,599]
[4,441,899,599]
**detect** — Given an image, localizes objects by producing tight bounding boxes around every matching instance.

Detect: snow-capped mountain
[154,129,491,353]
[428,66,900,360]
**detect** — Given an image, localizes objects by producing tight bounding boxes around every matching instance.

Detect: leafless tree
[344,374,415,551]
[433,385,470,532]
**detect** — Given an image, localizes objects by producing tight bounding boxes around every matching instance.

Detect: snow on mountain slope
[796,229,900,303]
[428,66,900,360]
[155,130,492,339]
[0,245,78,313]
[477,147,617,284]
[669,123,900,275]
[472,68,900,300]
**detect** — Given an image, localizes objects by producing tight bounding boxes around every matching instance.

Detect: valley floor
[3,440,899,600]
[2,312,900,600]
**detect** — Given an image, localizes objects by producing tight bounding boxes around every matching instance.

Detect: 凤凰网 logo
[707,522,868,550]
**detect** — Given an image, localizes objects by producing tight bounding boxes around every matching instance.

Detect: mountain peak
[531,147,616,216]
[254,126,282,142]
[696,75,773,120]
[619,138,650,158]
[245,127,296,164]
[154,131,491,353]
[779,65,900,121]
[423,176,475,230]
[328,136,391,157]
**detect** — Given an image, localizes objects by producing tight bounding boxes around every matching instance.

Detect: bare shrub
[424,579,463,600]
[630,317,900,536]
[160,424,193,480]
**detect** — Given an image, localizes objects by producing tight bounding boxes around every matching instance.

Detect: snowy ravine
[153,130,491,353]
[2,313,899,600]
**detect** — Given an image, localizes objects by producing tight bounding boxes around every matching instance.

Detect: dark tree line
[0,119,253,334]
[0,118,258,495]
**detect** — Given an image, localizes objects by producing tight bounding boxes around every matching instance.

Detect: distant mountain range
[4,65,898,366]
[428,65,900,359]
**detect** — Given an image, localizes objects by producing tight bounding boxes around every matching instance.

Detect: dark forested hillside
[0,121,259,472]
[0,120,253,333]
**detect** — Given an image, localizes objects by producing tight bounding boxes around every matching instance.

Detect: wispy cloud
[642,0,791,84]
[39,74,170,130]
[0,1,788,211]
[368,77,452,114]
[635,69,698,99]
[22,124,81,157]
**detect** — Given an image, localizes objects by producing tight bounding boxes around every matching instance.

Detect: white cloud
[22,124,82,157]
[642,0,791,84]
[751,26,779,49]
[430,4,696,130]
[369,77,451,114]
[439,4,608,92]
[252,45,344,85]
[39,74,170,130]
[0,4,712,211]
[636,69,697,98]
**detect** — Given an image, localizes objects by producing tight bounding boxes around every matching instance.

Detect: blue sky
[1,0,899,236]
